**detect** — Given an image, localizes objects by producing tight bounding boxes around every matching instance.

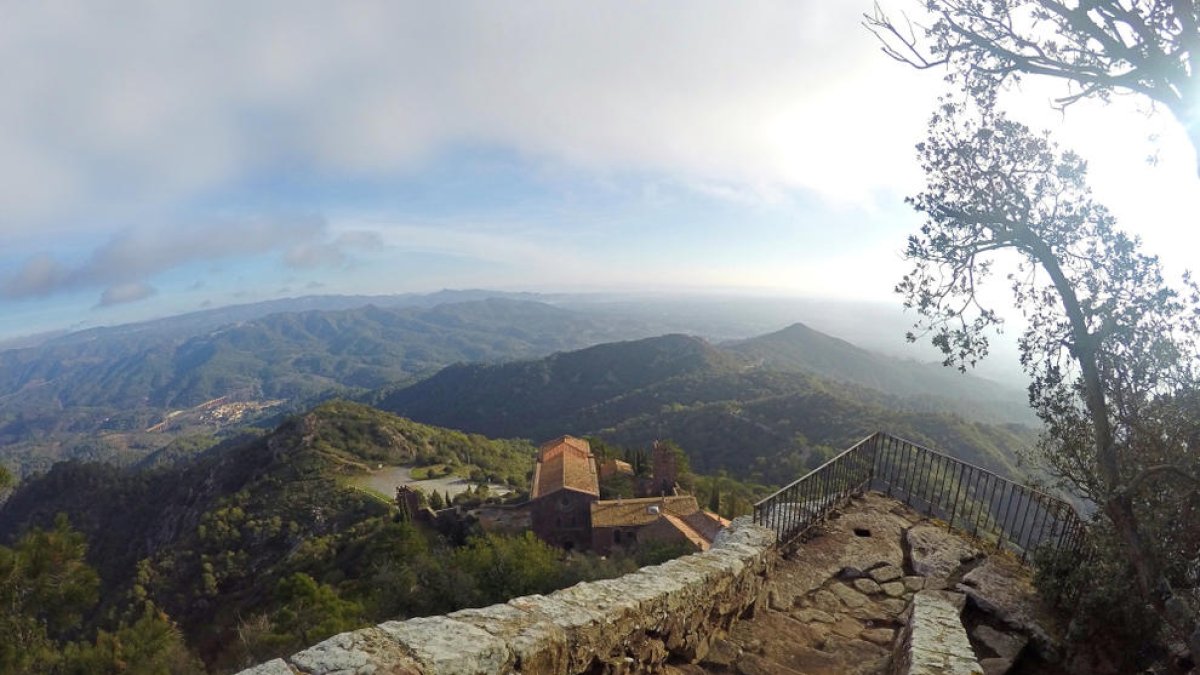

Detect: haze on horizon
[2,1,1197,342]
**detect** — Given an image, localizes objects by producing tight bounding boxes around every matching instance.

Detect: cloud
[2,253,73,298]
[96,281,156,307]
[283,229,384,269]
[2,214,325,300]
[0,0,950,240]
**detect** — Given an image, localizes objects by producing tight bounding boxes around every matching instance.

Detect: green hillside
[725,322,1032,424]
[0,402,631,671]
[0,298,656,476]
[380,334,1033,480]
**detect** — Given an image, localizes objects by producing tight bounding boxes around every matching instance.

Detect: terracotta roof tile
[680,510,728,543]
[589,495,702,529]
[661,513,712,551]
[531,436,599,499]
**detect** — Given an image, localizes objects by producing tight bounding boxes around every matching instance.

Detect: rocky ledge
[693,492,1060,675]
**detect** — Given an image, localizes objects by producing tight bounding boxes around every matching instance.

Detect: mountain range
[0,297,659,475]
[379,333,1031,480]
[0,292,1032,480]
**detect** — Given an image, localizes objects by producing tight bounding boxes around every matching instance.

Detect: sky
[1,1,1197,340]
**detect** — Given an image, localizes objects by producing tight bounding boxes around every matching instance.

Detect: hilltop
[0,402,633,671]
[379,334,1031,479]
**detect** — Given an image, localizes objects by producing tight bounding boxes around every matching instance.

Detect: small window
[614,530,622,544]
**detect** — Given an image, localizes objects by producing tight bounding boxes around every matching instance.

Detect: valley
[0,292,1044,672]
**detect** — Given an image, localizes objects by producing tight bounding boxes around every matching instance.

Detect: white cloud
[2,214,325,299]
[0,0,945,239]
[1,0,1195,315]
[96,281,157,307]
[283,229,384,268]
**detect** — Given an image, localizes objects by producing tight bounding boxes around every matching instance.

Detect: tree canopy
[872,0,1200,663]
[866,0,1200,173]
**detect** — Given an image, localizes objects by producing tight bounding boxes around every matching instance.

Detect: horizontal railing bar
[872,432,1079,515]
[753,430,1088,562]
[753,432,879,508]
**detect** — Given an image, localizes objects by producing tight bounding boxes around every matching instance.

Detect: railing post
[752,431,1086,561]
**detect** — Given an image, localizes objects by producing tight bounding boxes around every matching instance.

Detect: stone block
[971,624,1027,661]
[792,608,835,624]
[869,564,903,583]
[860,627,895,646]
[378,616,511,673]
[289,626,424,674]
[980,656,1015,675]
[448,603,568,673]
[893,591,983,675]
[236,660,294,675]
[958,558,1060,660]
[830,583,869,608]
[907,525,982,579]
[854,578,883,595]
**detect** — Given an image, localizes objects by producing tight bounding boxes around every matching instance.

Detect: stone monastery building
[528,435,728,553]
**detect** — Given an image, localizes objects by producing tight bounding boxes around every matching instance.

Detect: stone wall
[238,516,777,675]
[891,590,983,675]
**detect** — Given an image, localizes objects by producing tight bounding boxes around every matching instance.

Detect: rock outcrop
[906,524,981,579]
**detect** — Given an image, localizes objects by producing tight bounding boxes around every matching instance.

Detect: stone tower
[395,485,420,522]
[651,441,678,496]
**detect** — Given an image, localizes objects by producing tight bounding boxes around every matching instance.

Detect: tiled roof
[531,436,599,499]
[680,510,728,543]
[589,495,702,528]
[539,435,592,454]
[660,513,712,551]
[598,458,634,479]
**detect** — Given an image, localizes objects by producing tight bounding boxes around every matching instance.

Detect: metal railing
[752,433,877,546]
[753,431,1088,563]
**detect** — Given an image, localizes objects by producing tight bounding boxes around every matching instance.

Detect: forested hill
[725,322,1031,423]
[0,298,656,476]
[377,334,739,437]
[378,334,1033,480]
[0,401,540,670]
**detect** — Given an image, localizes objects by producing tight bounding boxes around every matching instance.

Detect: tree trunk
[1029,228,1200,649]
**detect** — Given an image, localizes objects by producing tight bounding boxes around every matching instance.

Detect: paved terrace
[688,492,1061,675]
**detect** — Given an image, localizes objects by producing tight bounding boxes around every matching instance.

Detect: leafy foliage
[0,515,200,675]
[866,0,1200,173]
[880,0,1200,657]
[381,334,1034,482]
[0,402,668,671]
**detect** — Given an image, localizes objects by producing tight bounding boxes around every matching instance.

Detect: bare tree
[865,0,1200,174]
[901,97,1200,655]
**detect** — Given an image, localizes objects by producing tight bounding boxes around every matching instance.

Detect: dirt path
[349,465,513,500]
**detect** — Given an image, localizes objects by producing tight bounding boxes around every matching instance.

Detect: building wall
[591,525,638,555]
[530,490,597,551]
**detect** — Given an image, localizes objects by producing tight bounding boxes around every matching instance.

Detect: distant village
[395,435,729,554]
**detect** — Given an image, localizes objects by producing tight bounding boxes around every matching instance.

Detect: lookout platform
[686,491,1061,675]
